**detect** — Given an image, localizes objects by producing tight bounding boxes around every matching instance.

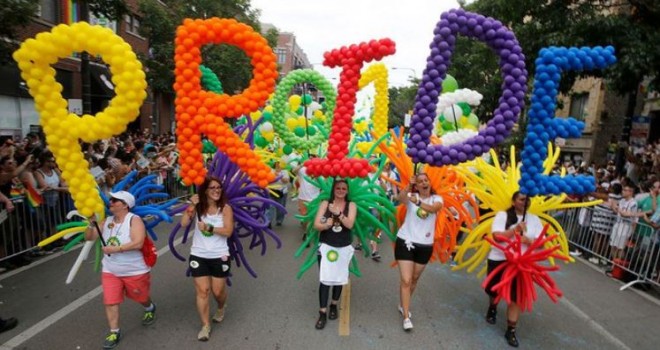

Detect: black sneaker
[0,317,18,334]
[486,306,497,324]
[505,328,519,347]
[102,331,121,349]
[328,304,338,320]
[315,312,327,330]
[142,303,156,326]
[371,251,381,262]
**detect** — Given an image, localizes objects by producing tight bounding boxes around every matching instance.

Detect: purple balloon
[406,9,527,166]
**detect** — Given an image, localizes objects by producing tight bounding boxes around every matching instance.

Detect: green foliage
[387,79,419,128]
[0,0,39,63]
[88,0,129,21]
[139,0,279,94]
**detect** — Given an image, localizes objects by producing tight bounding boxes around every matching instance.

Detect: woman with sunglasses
[395,173,443,332]
[312,178,357,330]
[85,191,156,349]
[181,176,234,341]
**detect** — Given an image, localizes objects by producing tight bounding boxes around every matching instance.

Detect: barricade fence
[0,172,190,263]
[555,206,660,291]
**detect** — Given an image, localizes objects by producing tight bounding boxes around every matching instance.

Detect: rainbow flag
[24,182,43,208]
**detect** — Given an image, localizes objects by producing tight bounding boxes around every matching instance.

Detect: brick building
[0,0,174,139]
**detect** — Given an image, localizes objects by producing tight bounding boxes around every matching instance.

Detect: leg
[316,283,330,329]
[409,263,427,297]
[105,304,120,330]
[505,303,521,347]
[398,260,415,319]
[210,277,228,323]
[276,192,287,225]
[328,285,343,320]
[193,277,212,326]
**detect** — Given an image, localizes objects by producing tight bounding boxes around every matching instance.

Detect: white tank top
[191,208,230,259]
[101,213,150,276]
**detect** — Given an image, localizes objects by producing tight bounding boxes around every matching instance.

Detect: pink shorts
[102,272,151,305]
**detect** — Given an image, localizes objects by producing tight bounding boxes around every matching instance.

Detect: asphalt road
[1,201,659,350]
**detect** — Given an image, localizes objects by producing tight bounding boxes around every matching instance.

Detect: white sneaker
[588,257,599,264]
[212,307,225,323]
[569,250,582,257]
[403,318,413,331]
[398,305,412,319]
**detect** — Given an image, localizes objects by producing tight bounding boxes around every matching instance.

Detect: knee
[400,277,413,289]
[197,287,211,299]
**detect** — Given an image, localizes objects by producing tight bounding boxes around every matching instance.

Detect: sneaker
[315,312,327,330]
[197,325,211,341]
[328,304,338,320]
[403,318,413,331]
[142,303,156,326]
[450,259,458,267]
[398,305,412,319]
[354,244,362,251]
[505,328,519,347]
[212,307,225,323]
[371,251,381,262]
[102,331,121,349]
[588,257,599,264]
[0,317,18,334]
[569,250,582,257]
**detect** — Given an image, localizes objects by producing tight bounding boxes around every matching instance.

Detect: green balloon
[302,94,313,106]
[199,65,224,94]
[457,102,471,116]
[255,135,268,148]
[321,102,327,110]
[442,74,459,93]
[283,144,293,155]
[467,113,479,126]
[261,111,273,121]
[294,126,306,137]
[296,106,304,115]
[307,126,317,136]
[442,120,456,131]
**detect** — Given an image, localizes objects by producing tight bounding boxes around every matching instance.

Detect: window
[275,48,287,65]
[569,93,589,121]
[125,14,141,35]
[37,0,60,23]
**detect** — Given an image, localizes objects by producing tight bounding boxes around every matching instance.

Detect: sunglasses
[110,198,126,205]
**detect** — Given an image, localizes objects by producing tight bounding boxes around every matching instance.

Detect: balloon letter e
[519,46,616,196]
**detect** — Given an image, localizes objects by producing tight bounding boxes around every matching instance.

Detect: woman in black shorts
[181,176,234,341]
[395,173,443,331]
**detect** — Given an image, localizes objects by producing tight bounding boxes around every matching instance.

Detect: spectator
[608,184,638,265]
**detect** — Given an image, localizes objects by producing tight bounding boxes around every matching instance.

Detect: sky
[251,0,461,117]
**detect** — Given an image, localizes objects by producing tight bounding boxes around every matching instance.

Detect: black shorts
[394,238,433,265]
[484,259,517,302]
[189,255,231,278]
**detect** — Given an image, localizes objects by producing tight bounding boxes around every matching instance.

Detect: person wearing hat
[85,191,156,349]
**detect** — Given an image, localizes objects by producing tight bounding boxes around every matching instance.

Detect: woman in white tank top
[181,176,234,341]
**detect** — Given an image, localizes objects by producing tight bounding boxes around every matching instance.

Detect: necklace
[106,216,127,246]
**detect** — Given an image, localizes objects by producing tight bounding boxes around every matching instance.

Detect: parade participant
[312,178,356,330]
[395,173,443,331]
[180,176,234,341]
[485,191,543,347]
[85,191,156,349]
[269,162,290,227]
[295,157,321,234]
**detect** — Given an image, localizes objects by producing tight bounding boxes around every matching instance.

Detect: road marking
[0,239,181,350]
[0,245,84,282]
[338,279,351,336]
[560,297,631,350]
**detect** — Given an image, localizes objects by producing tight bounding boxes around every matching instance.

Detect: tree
[0,1,40,63]
[387,80,419,128]
[139,0,278,94]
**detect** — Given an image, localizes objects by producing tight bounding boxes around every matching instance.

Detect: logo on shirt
[326,250,339,262]
[416,207,429,219]
[107,236,121,246]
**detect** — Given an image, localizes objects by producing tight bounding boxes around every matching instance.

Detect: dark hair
[329,178,349,203]
[38,150,54,165]
[505,191,526,228]
[196,176,227,217]
[610,183,623,195]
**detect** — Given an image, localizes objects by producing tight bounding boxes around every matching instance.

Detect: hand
[197,221,208,231]
[190,194,200,205]
[5,202,15,213]
[102,245,120,254]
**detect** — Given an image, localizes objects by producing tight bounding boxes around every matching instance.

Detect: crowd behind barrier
[557,206,660,291]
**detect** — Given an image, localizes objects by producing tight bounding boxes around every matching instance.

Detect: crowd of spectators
[0,129,180,270]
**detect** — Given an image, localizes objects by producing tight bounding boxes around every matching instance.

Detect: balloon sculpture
[13,22,147,217]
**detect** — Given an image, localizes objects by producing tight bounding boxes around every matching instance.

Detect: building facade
[0,0,173,139]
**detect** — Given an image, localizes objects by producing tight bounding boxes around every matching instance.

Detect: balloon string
[522,196,529,222]
[451,106,459,131]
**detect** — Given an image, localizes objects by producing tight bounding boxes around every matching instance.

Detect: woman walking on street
[395,173,443,332]
[85,191,156,349]
[181,176,234,341]
[312,178,357,330]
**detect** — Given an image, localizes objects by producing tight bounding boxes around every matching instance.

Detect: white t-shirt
[319,243,354,286]
[488,211,544,261]
[271,170,290,194]
[397,194,443,245]
[298,167,320,202]
[191,209,230,259]
[102,213,150,277]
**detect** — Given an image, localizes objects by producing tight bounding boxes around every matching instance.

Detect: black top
[319,200,352,247]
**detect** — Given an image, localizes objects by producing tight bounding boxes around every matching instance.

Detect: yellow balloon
[289,94,301,111]
[286,118,297,130]
[13,22,146,217]
[358,63,389,140]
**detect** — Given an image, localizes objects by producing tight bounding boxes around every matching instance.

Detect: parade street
[0,202,658,350]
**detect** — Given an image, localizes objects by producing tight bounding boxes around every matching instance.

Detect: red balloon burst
[482,224,568,312]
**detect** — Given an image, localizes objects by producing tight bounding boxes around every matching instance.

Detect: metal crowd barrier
[0,171,190,264]
[555,206,660,291]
